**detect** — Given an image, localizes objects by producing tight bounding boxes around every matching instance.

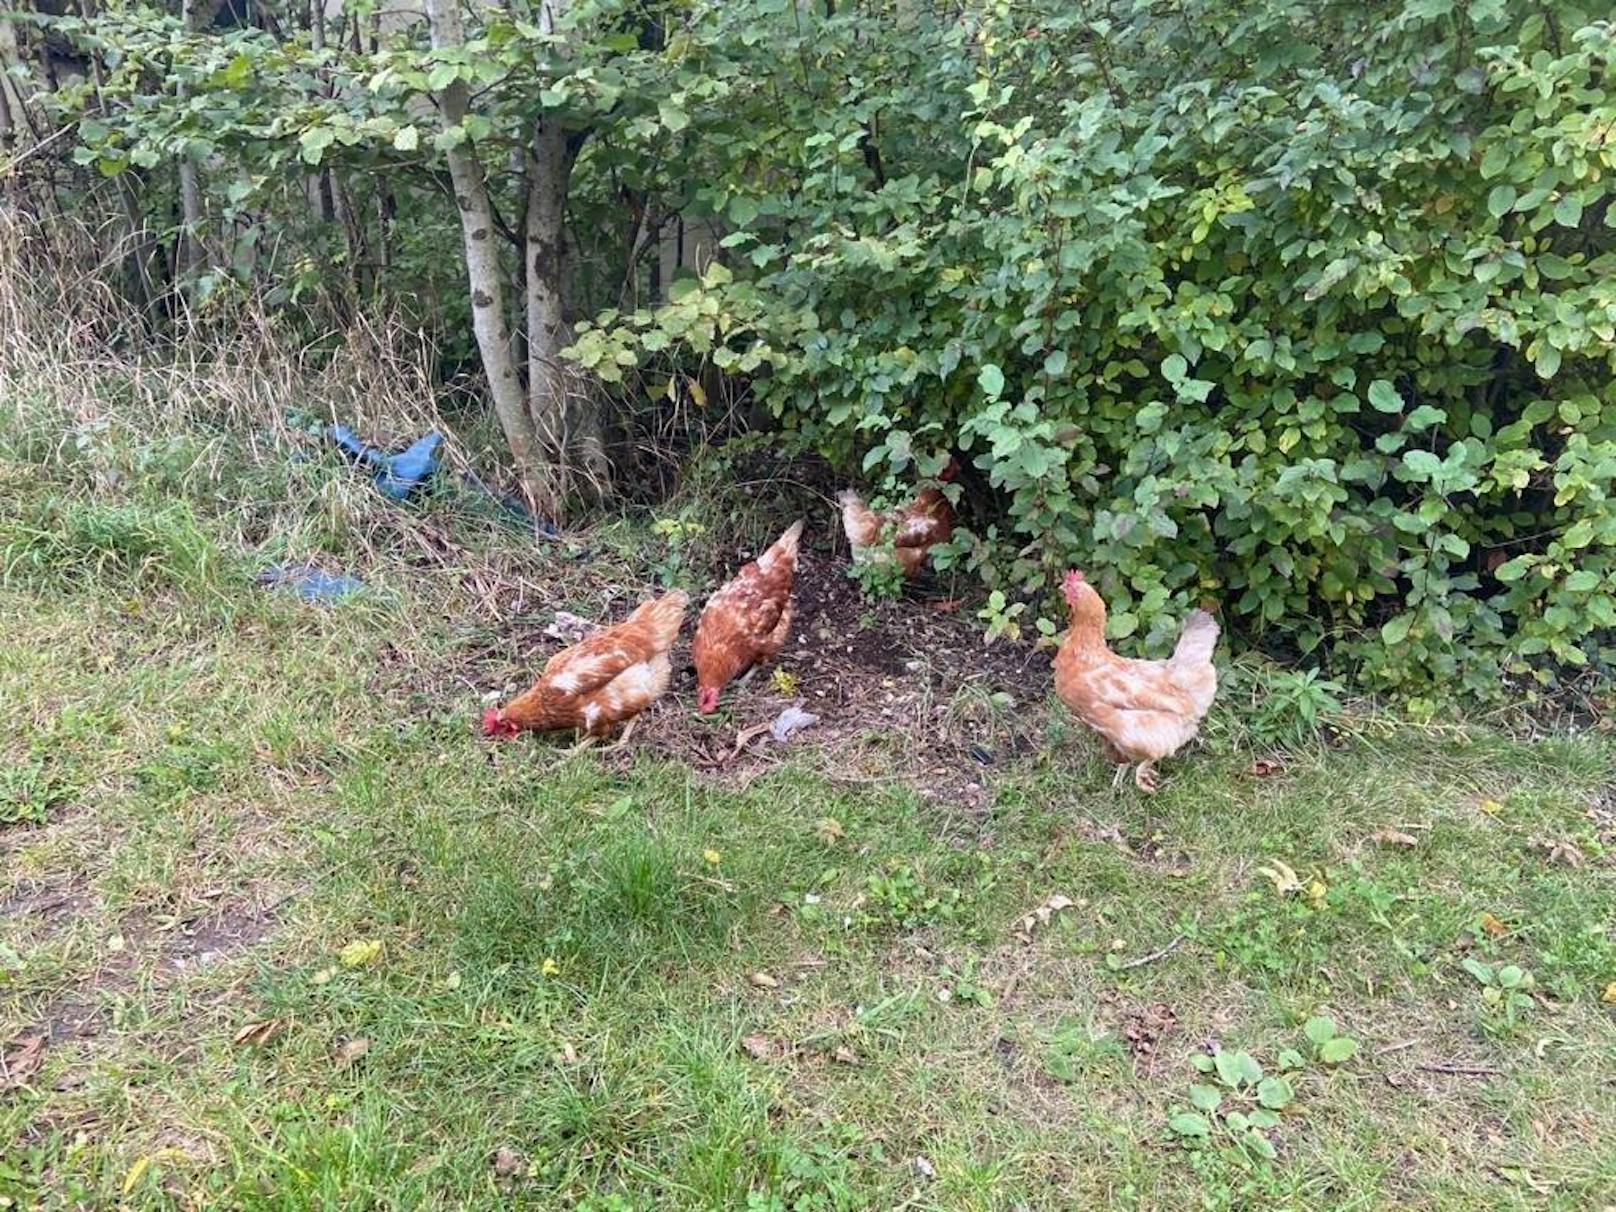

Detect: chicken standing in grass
[837,458,958,578]
[482,589,689,746]
[692,520,804,713]
[1053,570,1219,793]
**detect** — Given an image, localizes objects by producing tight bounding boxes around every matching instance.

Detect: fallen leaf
[541,957,561,976]
[1257,860,1303,895]
[1,1034,46,1091]
[443,971,462,990]
[831,1044,858,1065]
[748,972,779,990]
[338,939,383,968]
[1529,838,1585,868]
[121,1156,152,1196]
[703,849,722,866]
[1014,892,1077,944]
[311,965,337,985]
[1601,982,1616,1005]
[1477,797,1504,816]
[1247,758,1283,777]
[333,1036,370,1068]
[1480,913,1509,937]
[913,1155,936,1180]
[231,1019,281,1048]
[931,598,963,614]
[1370,828,1419,848]
[771,668,799,695]
[771,704,820,743]
[815,816,844,844]
[559,1041,579,1065]
[491,1146,524,1178]
[740,1033,783,1060]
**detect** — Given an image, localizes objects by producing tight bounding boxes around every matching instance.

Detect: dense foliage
[4,0,1614,702]
[570,0,1616,703]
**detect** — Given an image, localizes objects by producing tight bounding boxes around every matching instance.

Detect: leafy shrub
[571,1,1616,701]
[0,496,222,591]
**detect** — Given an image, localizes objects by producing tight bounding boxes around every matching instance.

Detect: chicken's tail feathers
[1170,609,1220,666]
[760,519,806,570]
[634,588,691,645]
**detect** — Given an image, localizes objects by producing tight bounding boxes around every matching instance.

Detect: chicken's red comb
[481,706,503,736]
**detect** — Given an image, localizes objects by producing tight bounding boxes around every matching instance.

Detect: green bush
[571,1,1616,702]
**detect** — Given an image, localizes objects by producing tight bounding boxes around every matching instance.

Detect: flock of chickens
[483,465,1220,793]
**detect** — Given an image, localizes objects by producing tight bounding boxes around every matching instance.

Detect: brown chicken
[482,589,689,745]
[837,458,959,578]
[1053,570,1218,793]
[692,520,804,713]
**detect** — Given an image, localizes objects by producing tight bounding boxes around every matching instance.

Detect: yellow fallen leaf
[311,966,337,985]
[1478,798,1504,815]
[1306,879,1328,906]
[703,849,722,866]
[339,939,383,968]
[443,971,462,990]
[772,669,800,695]
[1601,981,1616,1005]
[122,1156,153,1195]
[1257,860,1303,895]
[1480,913,1508,937]
[815,817,844,844]
[749,971,779,989]
[542,958,561,976]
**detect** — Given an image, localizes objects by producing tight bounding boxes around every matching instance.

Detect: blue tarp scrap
[328,423,443,501]
[257,562,364,603]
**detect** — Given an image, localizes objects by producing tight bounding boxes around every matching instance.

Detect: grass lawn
[2,403,1614,1210]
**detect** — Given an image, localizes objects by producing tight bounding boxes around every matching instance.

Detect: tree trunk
[423,0,552,513]
[174,0,205,302]
[525,122,606,501]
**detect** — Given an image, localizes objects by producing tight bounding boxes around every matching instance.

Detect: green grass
[2,366,1615,1208]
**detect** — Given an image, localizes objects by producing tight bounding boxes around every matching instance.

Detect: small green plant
[977,590,1027,644]
[861,863,961,931]
[936,957,992,1008]
[1041,1021,1127,1082]
[0,760,66,827]
[1301,1015,1360,1065]
[845,545,907,603]
[648,511,708,589]
[1247,668,1345,749]
[1171,1049,1293,1162]
[1462,959,1537,1033]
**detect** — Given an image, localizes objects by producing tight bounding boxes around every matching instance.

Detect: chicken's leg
[563,733,599,757]
[1110,763,1130,792]
[1134,762,1160,795]
[604,716,640,752]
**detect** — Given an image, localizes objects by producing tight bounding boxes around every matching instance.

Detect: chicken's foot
[1134,763,1160,795]
[604,716,640,752]
[562,733,600,758]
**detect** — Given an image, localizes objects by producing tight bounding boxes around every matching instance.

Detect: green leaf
[1533,343,1561,380]
[1405,405,1446,430]
[1043,349,1069,377]
[1367,380,1403,413]
[1487,184,1517,217]
[1319,1036,1358,1064]
[1402,450,1441,479]
[427,62,459,91]
[1479,144,1511,179]
[1256,1076,1294,1109]
[977,363,1005,399]
[1554,195,1583,228]
[392,125,419,152]
[1564,570,1600,592]
[1168,1112,1212,1139]
[659,100,690,133]
[1214,1050,1262,1088]
[1244,1132,1278,1160]
[1380,614,1412,646]
[1303,1016,1337,1045]
[728,195,759,226]
[1189,1084,1223,1112]
[1161,353,1188,382]
[298,126,335,165]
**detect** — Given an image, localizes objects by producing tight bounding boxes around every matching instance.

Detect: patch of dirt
[449,542,1055,802]
[0,882,88,938]
[1122,1002,1178,1069]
